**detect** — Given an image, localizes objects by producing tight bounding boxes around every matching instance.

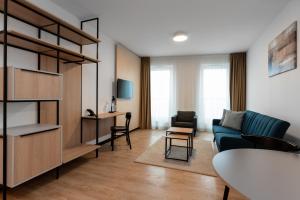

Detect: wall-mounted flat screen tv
[117,79,133,99]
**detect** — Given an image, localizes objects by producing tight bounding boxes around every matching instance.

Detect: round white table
[213,149,300,200]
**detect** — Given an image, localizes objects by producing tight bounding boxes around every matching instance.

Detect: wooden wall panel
[40,55,82,149]
[115,44,141,131]
[60,63,82,149]
[40,56,59,125]
[82,118,114,143]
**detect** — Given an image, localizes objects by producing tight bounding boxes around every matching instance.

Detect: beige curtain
[230,52,246,111]
[140,57,152,129]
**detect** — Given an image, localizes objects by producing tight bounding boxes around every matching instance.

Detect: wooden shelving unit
[0,124,61,136]
[63,144,100,164]
[0,66,63,101]
[0,0,100,45]
[0,0,101,196]
[0,31,99,64]
[0,125,62,188]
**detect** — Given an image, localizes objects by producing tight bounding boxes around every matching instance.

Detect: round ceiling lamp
[173,32,188,42]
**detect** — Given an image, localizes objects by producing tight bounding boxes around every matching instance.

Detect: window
[151,66,172,129]
[199,64,230,130]
[150,55,229,131]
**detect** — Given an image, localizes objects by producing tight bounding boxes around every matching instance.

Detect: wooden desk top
[213,149,300,200]
[82,111,126,120]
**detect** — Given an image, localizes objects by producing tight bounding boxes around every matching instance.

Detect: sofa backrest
[241,111,290,138]
[177,111,195,122]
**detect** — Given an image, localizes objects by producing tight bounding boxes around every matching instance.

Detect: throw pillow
[222,110,245,130]
[219,109,229,125]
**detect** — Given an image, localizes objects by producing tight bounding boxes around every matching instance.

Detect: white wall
[82,33,115,114]
[0,0,116,132]
[247,0,300,139]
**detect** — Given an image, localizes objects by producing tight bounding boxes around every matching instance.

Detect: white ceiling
[52,0,290,57]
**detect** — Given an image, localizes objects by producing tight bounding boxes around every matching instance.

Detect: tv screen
[117,79,133,99]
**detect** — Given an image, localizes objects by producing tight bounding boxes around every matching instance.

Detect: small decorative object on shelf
[109,96,116,113]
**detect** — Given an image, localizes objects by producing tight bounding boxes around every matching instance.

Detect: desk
[81,112,126,145]
[82,111,126,120]
[213,149,300,200]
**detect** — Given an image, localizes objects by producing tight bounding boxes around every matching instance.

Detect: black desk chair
[110,112,132,151]
[241,134,299,152]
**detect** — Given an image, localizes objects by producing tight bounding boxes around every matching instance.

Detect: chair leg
[223,185,230,200]
[125,133,129,145]
[111,131,115,151]
[127,131,132,149]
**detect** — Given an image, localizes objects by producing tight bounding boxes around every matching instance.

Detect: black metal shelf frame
[1,0,100,199]
[80,18,100,158]
[0,0,99,46]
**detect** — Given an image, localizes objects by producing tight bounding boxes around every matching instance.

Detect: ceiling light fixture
[173,32,188,42]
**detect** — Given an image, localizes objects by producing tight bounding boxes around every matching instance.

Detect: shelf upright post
[80,22,83,144]
[37,28,41,123]
[56,24,60,124]
[55,23,61,179]
[2,0,8,199]
[95,18,99,158]
[80,18,100,158]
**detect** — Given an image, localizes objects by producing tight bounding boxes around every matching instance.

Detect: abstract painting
[268,21,297,77]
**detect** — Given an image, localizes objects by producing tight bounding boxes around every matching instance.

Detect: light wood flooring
[3,129,246,200]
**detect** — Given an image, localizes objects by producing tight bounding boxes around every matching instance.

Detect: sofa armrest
[213,119,221,126]
[193,116,197,131]
[171,115,177,126]
[241,134,299,152]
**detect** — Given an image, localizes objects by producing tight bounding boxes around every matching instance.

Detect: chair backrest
[177,111,195,122]
[125,112,132,129]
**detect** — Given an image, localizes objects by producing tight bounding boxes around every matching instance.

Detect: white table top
[213,149,300,200]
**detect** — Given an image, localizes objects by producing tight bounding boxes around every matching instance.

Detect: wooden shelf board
[15,67,63,76]
[0,0,100,45]
[0,124,61,137]
[82,111,126,120]
[0,30,99,64]
[63,144,100,164]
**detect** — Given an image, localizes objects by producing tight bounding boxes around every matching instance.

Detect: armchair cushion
[177,111,195,122]
[173,121,194,128]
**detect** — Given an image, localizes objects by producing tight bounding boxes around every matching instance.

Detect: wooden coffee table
[164,127,194,162]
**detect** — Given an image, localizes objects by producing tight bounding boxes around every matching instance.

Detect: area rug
[135,137,217,177]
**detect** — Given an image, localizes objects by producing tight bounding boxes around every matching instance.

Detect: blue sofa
[213,110,290,151]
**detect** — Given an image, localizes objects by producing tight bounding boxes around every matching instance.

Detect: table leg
[165,137,167,159]
[186,139,189,161]
[223,185,230,200]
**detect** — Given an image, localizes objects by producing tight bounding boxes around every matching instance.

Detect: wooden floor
[3,129,246,200]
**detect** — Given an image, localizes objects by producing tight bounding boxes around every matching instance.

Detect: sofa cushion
[242,111,290,138]
[215,133,254,151]
[219,109,229,125]
[173,121,194,128]
[222,110,245,130]
[177,111,195,122]
[213,125,241,135]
